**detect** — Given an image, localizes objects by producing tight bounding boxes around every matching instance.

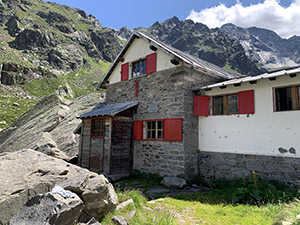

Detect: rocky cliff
[220,23,300,69]
[0,0,122,83]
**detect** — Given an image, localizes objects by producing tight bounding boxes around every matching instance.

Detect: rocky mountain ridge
[220,23,300,69]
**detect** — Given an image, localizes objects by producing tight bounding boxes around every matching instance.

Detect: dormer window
[132,59,146,78]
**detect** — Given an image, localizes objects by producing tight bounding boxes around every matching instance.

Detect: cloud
[186,0,300,38]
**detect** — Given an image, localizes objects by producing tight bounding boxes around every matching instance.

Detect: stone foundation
[199,151,300,187]
[134,141,185,177]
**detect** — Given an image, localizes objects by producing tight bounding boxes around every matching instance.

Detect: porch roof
[79,101,139,119]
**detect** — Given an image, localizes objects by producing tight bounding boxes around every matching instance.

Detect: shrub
[230,171,299,205]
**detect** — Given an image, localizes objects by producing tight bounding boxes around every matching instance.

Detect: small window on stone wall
[144,120,163,140]
[275,85,300,111]
[91,118,104,138]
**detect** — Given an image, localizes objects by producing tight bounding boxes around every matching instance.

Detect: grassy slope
[22,60,109,98]
[0,60,109,129]
[101,173,300,225]
[0,88,37,129]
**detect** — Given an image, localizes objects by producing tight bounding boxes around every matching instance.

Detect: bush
[229,171,299,205]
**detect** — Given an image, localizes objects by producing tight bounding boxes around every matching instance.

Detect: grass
[153,196,280,225]
[0,88,37,129]
[101,190,176,225]
[22,59,109,99]
[100,172,300,225]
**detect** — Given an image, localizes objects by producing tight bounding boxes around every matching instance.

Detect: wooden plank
[292,86,299,110]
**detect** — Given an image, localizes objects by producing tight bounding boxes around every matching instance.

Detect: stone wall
[106,65,222,178]
[199,151,300,187]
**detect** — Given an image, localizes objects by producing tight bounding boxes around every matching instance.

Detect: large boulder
[9,191,84,225]
[0,93,104,160]
[0,149,118,224]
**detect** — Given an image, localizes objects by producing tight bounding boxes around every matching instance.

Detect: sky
[47,0,299,38]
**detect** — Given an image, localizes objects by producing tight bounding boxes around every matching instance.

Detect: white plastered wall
[108,38,177,84]
[198,73,300,157]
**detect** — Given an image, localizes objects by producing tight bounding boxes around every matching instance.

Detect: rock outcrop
[0,149,118,224]
[0,63,56,85]
[0,93,105,160]
[0,0,123,81]
[220,23,300,69]
[10,191,84,225]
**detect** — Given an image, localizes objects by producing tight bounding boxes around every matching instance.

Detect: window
[121,53,157,81]
[275,85,300,111]
[145,120,163,140]
[91,118,104,138]
[194,90,254,116]
[134,118,182,142]
[213,94,238,115]
[132,59,146,78]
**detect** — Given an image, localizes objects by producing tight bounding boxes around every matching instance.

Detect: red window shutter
[194,96,210,116]
[146,53,157,74]
[238,90,255,114]
[164,118,182,142]
[134,120,143,140]
[121,63,129,81]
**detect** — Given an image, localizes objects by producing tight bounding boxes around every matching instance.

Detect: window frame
[212,93,238,115]
[131,58,146,78]
[143,119,164,141]
[273,84,300,112]
[90,117,105,139]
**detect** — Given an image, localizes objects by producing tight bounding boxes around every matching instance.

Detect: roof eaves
[79,101,139,119]
[98,33,139,89]
[192,66,300,91]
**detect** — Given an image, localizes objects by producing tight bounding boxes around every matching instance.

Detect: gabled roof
[192,66,300,91]
[99,31,240,88]
[80,101,138,118]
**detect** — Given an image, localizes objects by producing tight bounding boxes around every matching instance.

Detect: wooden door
[110,116,133,174]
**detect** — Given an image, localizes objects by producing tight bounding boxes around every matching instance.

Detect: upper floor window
[91,118,104,138]
[132,59,146,78]
[121,53,157,81]
[275,85,300,111]
[213,94,238,115]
